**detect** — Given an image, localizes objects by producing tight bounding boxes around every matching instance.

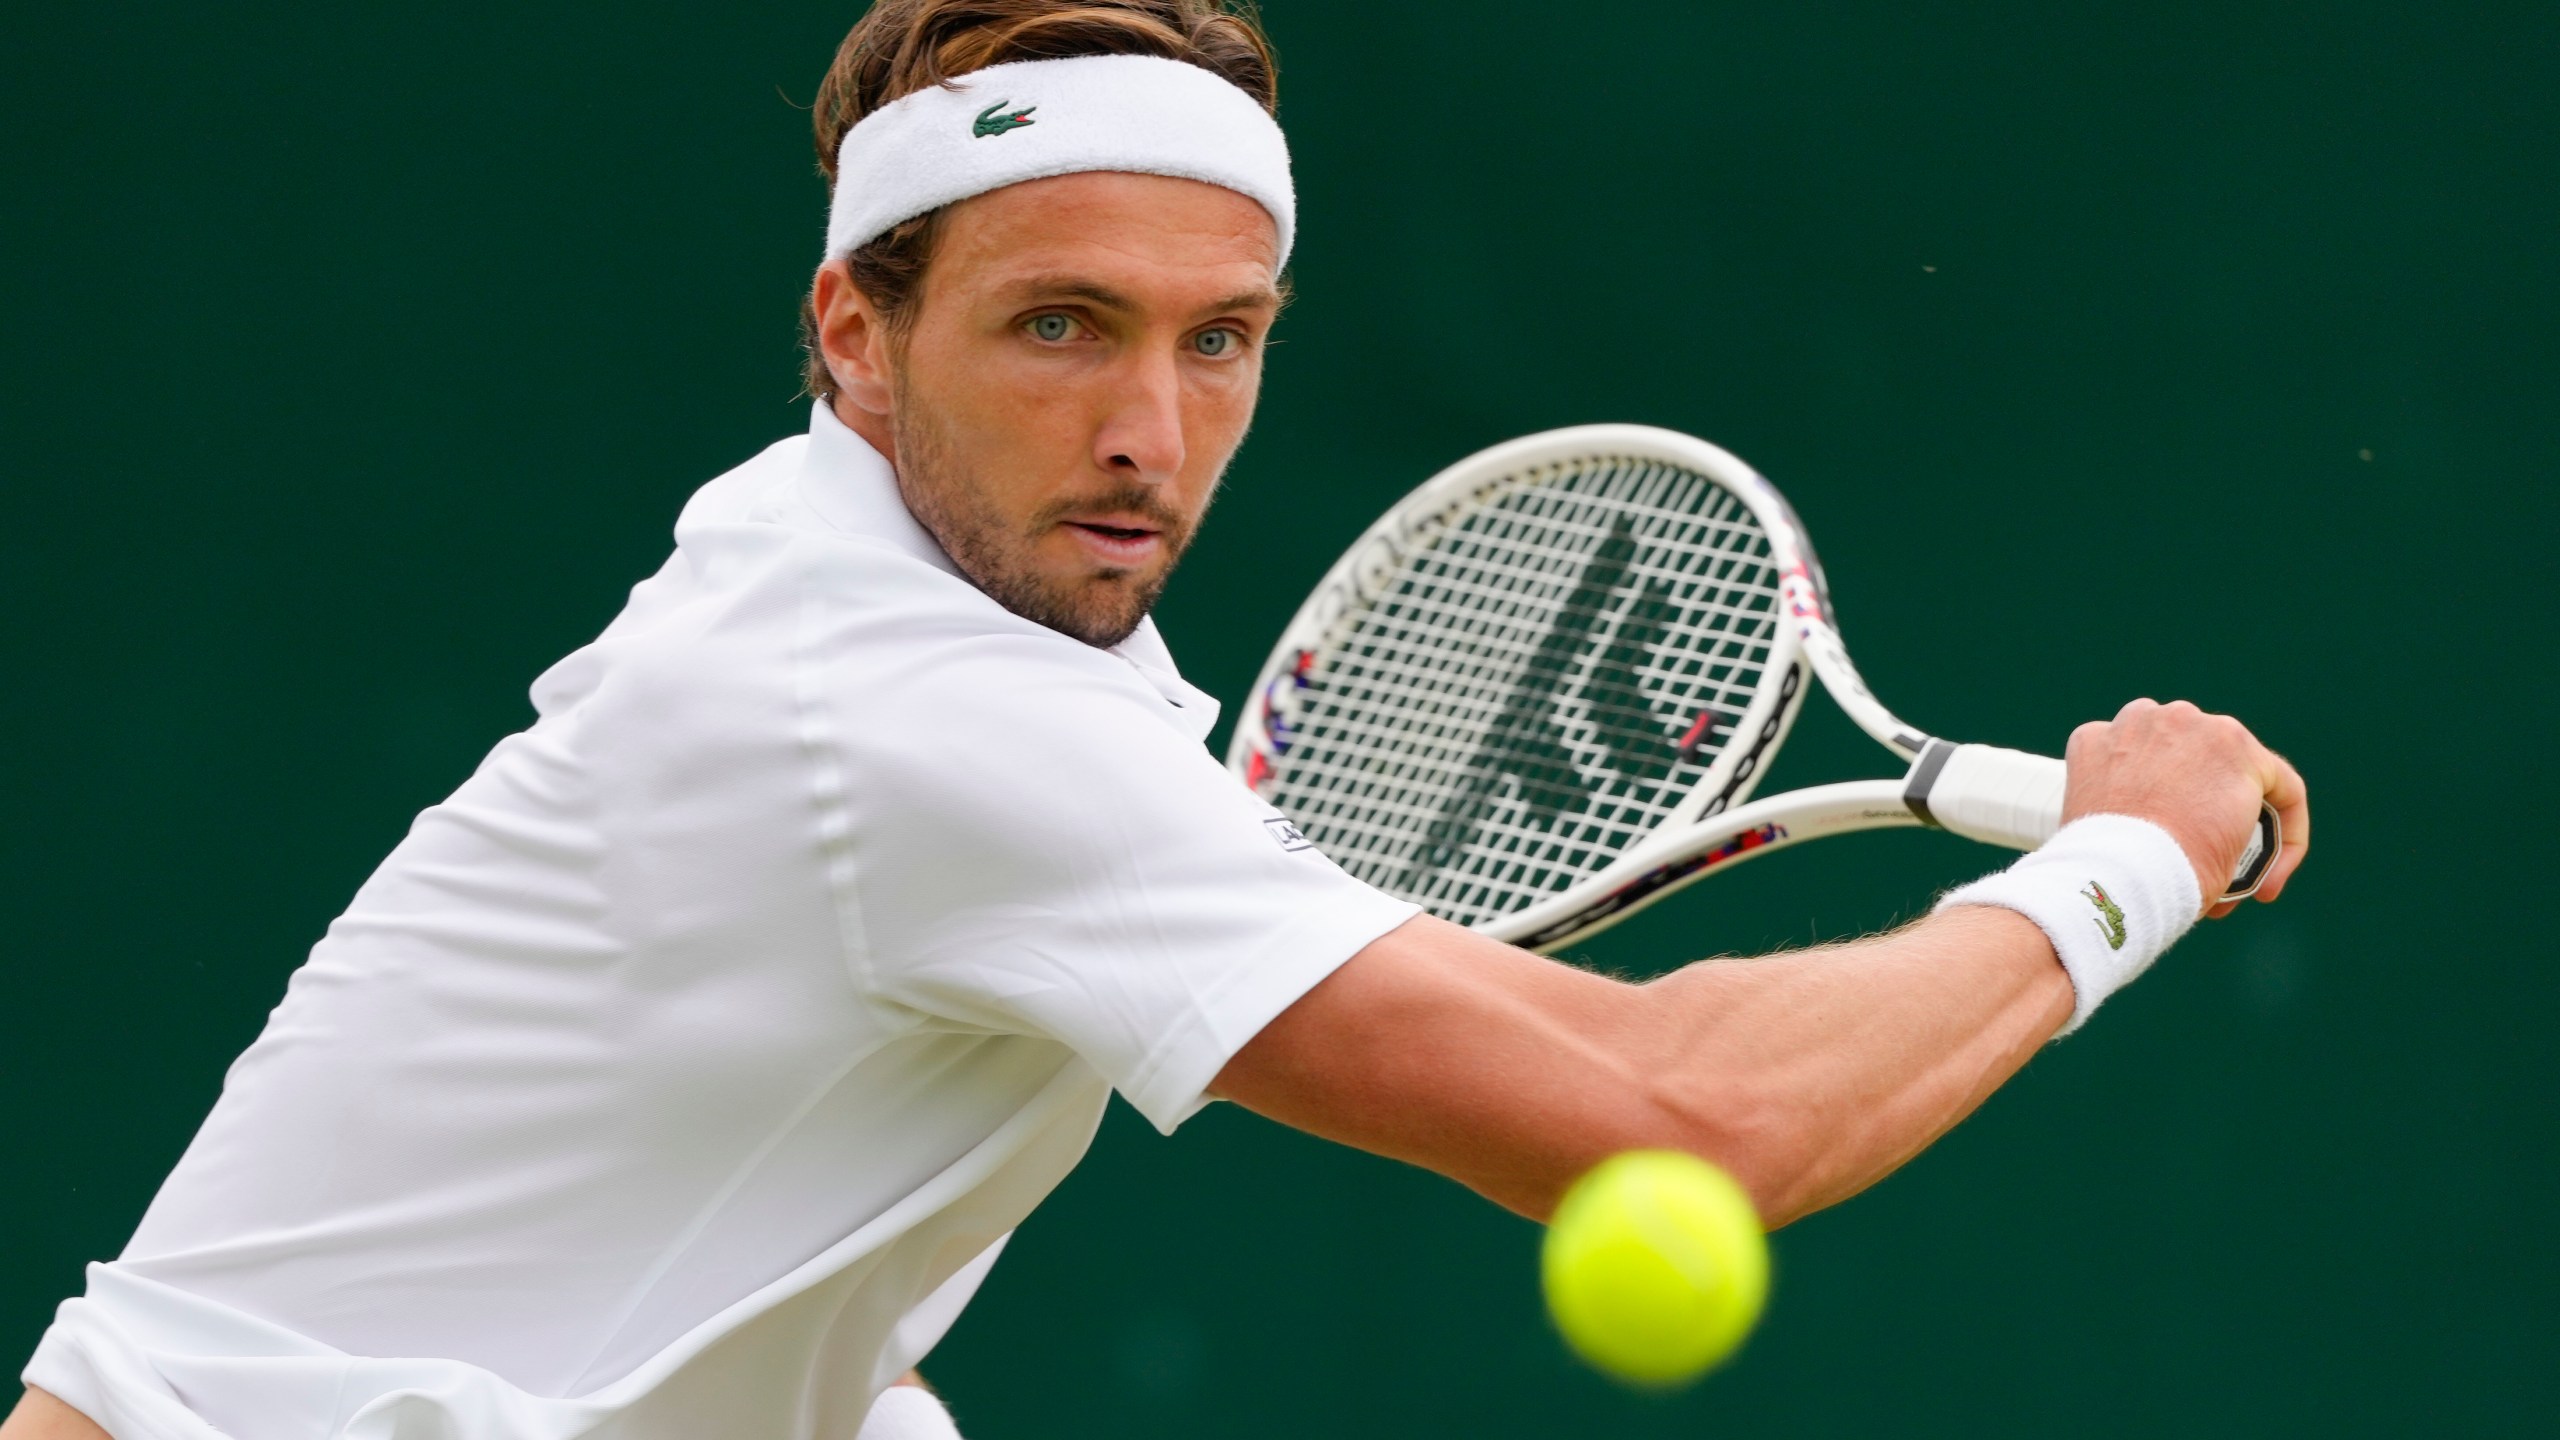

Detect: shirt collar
[795,400,962,576]
[793,402,1223,737]
[1112,615,1222,740]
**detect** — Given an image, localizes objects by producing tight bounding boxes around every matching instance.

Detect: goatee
[888,385,1197,649]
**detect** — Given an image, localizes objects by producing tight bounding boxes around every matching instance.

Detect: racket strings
[1263,456,1785,927]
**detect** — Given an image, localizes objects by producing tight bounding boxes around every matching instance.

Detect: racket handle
[1902,741,2278,904]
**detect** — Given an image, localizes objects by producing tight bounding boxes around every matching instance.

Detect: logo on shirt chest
[1263,816,1315,853]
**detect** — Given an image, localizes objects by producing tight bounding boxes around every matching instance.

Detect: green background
[4,2,2553,1434]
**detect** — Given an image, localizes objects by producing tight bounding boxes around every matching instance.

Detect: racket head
[1228,425,1831,931]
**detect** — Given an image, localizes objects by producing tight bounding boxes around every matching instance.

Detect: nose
[1092,347,1187,484]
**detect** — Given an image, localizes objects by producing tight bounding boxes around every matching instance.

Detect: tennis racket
[1226,424,2276,952]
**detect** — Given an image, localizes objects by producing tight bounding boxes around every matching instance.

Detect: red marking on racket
[1676,708,1720,756]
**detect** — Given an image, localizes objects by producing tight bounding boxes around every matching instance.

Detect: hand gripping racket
[1227,425,2277,952]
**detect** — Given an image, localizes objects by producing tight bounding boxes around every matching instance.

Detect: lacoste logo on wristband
[2082,881,2128,951]
[1263,817,1315,853]
[972,101,1038,138]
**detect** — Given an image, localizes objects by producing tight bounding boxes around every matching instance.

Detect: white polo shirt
[27,405,1417,1440]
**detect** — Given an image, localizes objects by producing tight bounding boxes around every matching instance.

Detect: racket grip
[1902,741,2277,903]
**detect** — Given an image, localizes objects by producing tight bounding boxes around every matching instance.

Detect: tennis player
[6,3,2309,1438]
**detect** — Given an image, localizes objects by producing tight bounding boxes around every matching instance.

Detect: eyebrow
[1001,276,1282,318]
[1011,278,1135,311]
[1203,287,1283,315]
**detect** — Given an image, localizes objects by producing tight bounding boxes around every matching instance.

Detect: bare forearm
[1220,908,2070,1229]
[1223,700,2301,1234]
[1625,906,2069,1226]
[0,1388,111,1440]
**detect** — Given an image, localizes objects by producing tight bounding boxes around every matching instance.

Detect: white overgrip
[1903,740,2276,898]
[1908,743,2067,852]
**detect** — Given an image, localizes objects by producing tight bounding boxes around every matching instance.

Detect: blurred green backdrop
[4,3,2554,1435]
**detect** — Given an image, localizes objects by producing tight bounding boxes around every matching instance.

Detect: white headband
[823,53,1295,267]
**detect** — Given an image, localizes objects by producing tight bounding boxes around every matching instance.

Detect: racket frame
[1230,425,2271,953]
[1236,428,1840,816]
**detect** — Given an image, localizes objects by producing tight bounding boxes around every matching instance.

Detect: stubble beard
[887,374,1197,649]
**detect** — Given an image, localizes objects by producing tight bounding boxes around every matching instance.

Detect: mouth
[1059,517,1166,567]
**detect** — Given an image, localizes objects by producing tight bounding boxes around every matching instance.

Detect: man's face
[823,171,1281,647]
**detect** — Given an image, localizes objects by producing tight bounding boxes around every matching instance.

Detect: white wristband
[1933,814,2203,1036]
[857,1386,964,1440]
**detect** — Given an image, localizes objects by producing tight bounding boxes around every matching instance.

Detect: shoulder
[799,602,1235,863]
[673,433,809,533]
[823,613,1198,783]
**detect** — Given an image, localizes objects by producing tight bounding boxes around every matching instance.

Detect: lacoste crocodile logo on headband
[972,101,1037,138]
[2082,881,2128,951]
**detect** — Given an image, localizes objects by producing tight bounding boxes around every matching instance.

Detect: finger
[2114,696,2159,722]
[2252,749,2310,902]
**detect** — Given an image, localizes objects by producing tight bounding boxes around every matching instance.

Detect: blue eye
[1195,328,1239,357]
[1029,314,1073,342]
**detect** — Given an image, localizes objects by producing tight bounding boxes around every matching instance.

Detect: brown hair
[799,0,1280,401]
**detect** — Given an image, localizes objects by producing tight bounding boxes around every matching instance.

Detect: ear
[813,260,895,424]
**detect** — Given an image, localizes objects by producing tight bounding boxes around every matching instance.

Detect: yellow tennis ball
[1541,1150,1770,1387]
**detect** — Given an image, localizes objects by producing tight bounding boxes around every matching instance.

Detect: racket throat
[1900,738,1960,829]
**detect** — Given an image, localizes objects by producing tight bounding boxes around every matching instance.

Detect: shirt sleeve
[825,630,1421,1133]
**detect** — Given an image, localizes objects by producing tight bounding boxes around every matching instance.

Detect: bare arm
[1214,905,2066,1227]
[1214,700,2308,1227]
[0,1388,110,1440]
